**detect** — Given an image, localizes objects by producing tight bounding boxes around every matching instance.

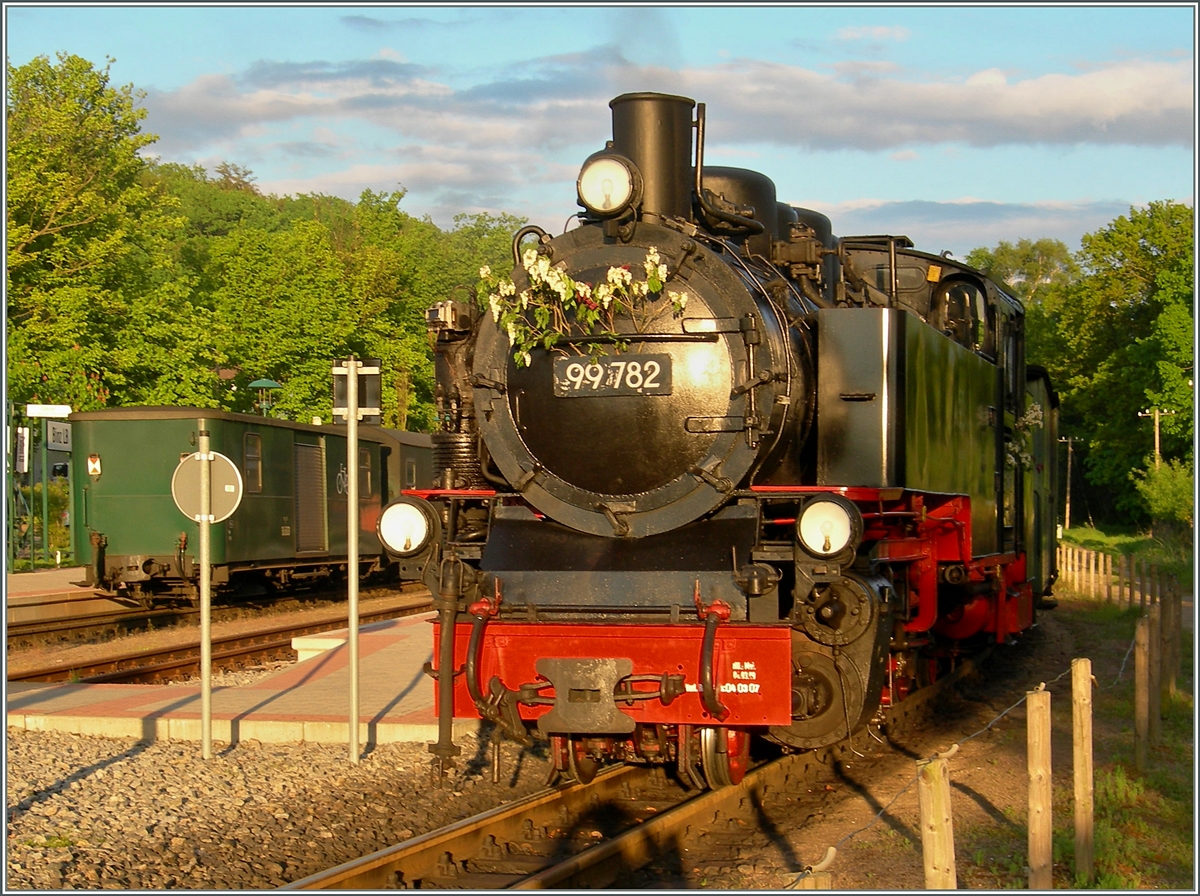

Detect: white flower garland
[477,247,688,368]
[1006,402,1044,468]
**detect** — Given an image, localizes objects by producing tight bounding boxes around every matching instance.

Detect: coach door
[294,440,328,553]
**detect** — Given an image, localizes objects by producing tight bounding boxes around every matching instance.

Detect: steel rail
[282,764,651,890]
[8,594,433,683]
[284,652,983,890]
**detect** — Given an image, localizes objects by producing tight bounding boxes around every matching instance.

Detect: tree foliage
[6,52,218,410]
[972,202,1195,522]
[1133,458,1194,530]
[6,53,524,433]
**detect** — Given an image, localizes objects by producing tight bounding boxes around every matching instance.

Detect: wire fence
[785,621,1150,888]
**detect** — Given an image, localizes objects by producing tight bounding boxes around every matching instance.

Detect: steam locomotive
[376,92,1058,787]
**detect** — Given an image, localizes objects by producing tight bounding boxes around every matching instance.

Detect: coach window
[359,447,372,498]
[405,458,418,489]
[244,433,263,493]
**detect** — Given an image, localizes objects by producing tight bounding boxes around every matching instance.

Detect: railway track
[6,582,429,647]
[8,605,195,643]
[285,654,982,890]
[7,592,433,684]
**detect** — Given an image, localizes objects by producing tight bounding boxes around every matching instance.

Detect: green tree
[7,53,220,409]
[1133,457,1194,530]
[968,204,1194,521]
[965,237,1077,371]
[208,219,356,420]
[988,203,1196,520]
[965,237,1078,306]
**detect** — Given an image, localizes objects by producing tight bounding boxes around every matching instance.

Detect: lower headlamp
[796,495,863,559]
[377,497,440,558]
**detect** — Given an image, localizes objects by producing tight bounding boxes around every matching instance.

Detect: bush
[1132,457,1194,535]
[14,477,72,558]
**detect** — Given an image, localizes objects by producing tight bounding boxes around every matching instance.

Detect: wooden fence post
[1104,553,1112,604]
[1166,576,1180,699]
[1159,576,1175,705]
[1138,558,1147,610]
[796,872,833,889]
[1028,687,1053,890]
[1135,616,1149,771]
[1149,601,1162,746]
[1090,550,1097,599]
[917,754,957,889]
[1119,555,1128,607]
[1072,659,1094,885]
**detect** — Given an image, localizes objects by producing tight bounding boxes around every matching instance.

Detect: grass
[1063,599,1193,889]
[960,598,1194,889]
[1060,523,1193,589]
[24,834,76,849]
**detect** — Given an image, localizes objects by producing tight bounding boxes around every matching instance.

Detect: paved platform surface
[7,611,477,745]
[6,565,95,602]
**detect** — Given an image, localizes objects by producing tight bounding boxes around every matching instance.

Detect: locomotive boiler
[376,92,1058,787]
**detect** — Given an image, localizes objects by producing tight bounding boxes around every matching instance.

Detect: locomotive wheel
[567,737,600,785]
[675,724,708,791]
[551,735,601,785]
[699,727,750,789]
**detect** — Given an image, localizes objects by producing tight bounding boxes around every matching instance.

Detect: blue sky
[5,4,1195,258]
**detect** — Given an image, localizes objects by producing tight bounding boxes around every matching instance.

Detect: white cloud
[681,57,1194,149]
[836,26,911,43]
[795,197,1158,257]
[136,49,1193,236]
[143,52,1194,166]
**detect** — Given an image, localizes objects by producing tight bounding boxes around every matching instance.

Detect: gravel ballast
[5,727,552,889]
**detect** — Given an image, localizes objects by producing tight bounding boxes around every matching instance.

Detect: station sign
[48,421,72,452]
[25,404,72,418]
[332,358,382,425]
[14,427,30,474]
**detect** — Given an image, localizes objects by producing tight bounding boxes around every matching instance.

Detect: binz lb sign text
[48,421,72,452]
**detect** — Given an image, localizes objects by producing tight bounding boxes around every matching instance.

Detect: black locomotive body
[383,93,1058,786]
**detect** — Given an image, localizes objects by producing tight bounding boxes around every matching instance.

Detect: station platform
[6,565,95,602]
[6,611,479,746]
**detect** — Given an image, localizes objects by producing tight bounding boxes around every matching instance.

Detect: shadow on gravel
[748,786,803,872]
[6,740,151,824]
[951,780,1021,832]
[834,761,919,843]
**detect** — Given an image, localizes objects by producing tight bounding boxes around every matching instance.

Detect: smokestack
[609,92,695,223]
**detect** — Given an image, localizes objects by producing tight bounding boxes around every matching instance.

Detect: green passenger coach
[70,407,431,603]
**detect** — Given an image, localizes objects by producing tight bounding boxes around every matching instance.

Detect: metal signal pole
[198,428,213,760]
[346,357,361,765]
[332,356,380,764]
